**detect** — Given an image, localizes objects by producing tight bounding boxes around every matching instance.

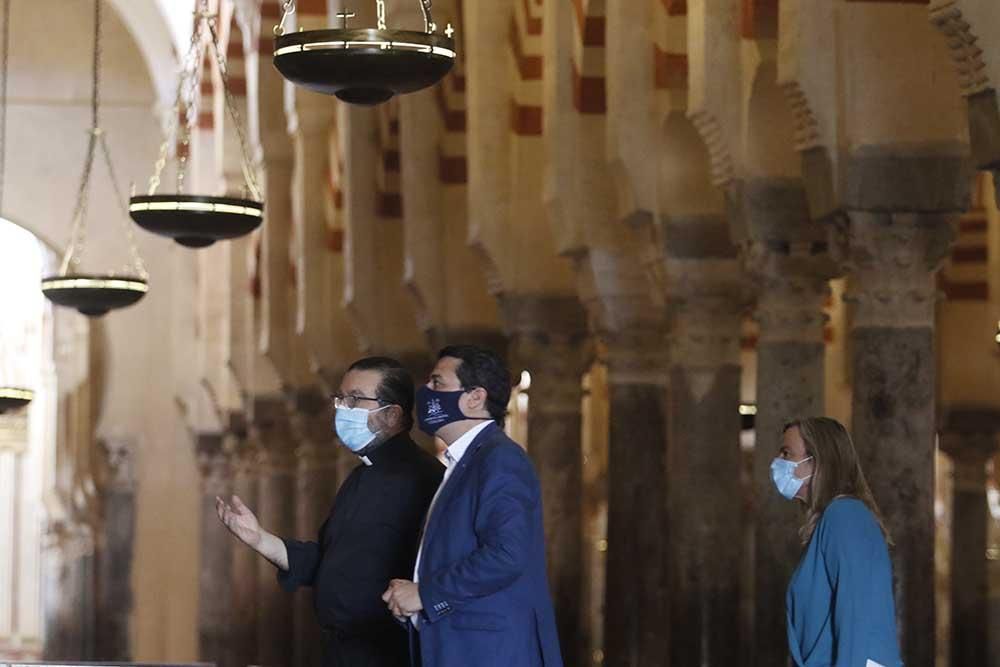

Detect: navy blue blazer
[415,422,563,667]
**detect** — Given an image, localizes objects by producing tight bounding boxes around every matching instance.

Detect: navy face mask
[416,385,492,436]
[416,385,466,436]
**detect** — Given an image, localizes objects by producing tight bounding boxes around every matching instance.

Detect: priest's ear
[380,403,405,431]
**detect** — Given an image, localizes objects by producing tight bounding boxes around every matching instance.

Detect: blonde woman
[770,417,903,667]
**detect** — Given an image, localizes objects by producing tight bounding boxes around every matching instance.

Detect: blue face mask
[770,456,813,500]
[334,405,388,452]
[416,385,495,437]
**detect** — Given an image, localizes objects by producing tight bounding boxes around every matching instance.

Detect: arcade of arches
[0,1,999,666]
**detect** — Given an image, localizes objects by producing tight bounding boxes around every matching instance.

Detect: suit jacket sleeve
[418,446,537,623]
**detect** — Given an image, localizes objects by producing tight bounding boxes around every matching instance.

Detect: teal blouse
[786,497,903,667]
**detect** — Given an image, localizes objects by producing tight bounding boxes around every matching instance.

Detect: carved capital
[248,396,297,474]
[666,258,747,370]
[744,241,833,345]
[510,333,592,415]
[501,294,589,345]
[195,433,231,497]
[287,387,337,469]
[839,212,955,329]
[939,406,1000,463]
[98,438,137,493]
[603,327,670,387]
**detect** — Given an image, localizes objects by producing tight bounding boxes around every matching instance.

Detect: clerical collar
[357,432,408,466]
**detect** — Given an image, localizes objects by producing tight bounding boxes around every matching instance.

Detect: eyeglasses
[331,393,385,409]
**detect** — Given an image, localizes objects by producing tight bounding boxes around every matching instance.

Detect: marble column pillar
[42,519,96,661]
[843,212,954,663]
[939,408,1000,667]
[94,438,137,661]
[505,295,590,667]
[745,243,831,667]
[229,427,260,667]
[253,397,298,667]
[196,433,233,667]
[602,330,670,667]
[289,389,339,667]
[666,283,745,667]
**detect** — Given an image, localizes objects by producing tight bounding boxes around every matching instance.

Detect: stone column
[94,438,137,661]
[42,519,96,661]
[666,269,746,667]
[843,212,954,663]
[289,389,339,667]
[744,241,832,667]
[939,408,1000,667]
[228,426,260,667]
[195,433,233,667]
[253,397,297,667]
[602,329,670,667]
[504,295,590,667]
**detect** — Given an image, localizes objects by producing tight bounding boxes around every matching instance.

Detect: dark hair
[347,357,414,430]
[438,345,511,427]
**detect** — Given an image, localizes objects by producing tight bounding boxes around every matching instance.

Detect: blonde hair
[783,417,893,547]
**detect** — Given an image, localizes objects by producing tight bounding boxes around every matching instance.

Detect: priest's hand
[383,579,423,618]
[216,495,263,548]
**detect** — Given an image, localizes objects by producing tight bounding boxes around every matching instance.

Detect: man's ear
[467,387,488,413]
[385,404,404,429]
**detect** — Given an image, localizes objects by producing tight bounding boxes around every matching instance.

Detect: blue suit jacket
[415,422,563,667]
[786,497,903,667]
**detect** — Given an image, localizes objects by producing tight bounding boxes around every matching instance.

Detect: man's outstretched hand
[216,495,263,548]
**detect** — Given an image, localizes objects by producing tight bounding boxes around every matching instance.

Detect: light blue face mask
[770,456,813,500]
[334,405,388,452]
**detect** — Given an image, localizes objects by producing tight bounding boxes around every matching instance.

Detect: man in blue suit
[382,344,563,667]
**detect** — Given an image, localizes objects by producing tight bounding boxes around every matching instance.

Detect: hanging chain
[274,0,295,36]
[0,0,10,215]
[148,11,204,195]
[376,0,387,30]
[99,132,147,277]
[418,0,436,33]
[61,0,104,274]
[60,0,146,278]
[206,18,261,201]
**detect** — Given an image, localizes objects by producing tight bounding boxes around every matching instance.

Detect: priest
[217,356,444,667]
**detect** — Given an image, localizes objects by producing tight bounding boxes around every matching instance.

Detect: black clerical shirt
[277,432,444,644]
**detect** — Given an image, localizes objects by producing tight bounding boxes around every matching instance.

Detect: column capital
[744,240,834,345]
[248,395,297,473]
[98,437,137,493]
[501,294,590,347]
[939,406,1000,463]
[287,386,338,469]
[838,212,956,329]
[195,433,231,496]
[666,258,747,370]
[602,327,670,386]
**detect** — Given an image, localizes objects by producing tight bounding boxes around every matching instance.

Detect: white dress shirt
[410,420,493,627]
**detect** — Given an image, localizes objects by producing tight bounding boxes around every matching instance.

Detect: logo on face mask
[425,397,444,417]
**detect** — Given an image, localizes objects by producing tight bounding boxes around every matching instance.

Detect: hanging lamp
[0,387,32,414]
[41,0,148,318]
[0,0,32,414]
[272,0,457,106]
[129,3,263,249]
